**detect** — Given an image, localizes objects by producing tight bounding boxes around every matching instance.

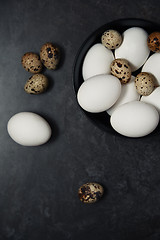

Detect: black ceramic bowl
[73,18,160,134]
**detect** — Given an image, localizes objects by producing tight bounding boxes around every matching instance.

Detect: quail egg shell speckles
[110,58,131,84]
[101,29,122,49]
[40,42,60,70]
[147,32,160,52]
[21,52,43,73]
[24,74,48,94]
[135,72,155,96]
[78,183,104,203]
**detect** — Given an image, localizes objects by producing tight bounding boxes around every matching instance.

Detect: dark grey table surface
[1,1,160,240]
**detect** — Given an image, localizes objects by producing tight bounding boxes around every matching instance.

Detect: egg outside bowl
[73,18,160,137]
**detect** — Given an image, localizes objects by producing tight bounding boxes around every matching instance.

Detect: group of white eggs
[77,27,160,138]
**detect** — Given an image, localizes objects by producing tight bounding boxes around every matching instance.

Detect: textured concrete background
[0,0,160,239]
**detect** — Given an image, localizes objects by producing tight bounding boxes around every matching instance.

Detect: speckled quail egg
[101,29,122,50]
[40,42,60,70]
[110,58,131,84]
[135,72,155,96]
[24,74,48,94]
[147,32,160,52]
[78,182,104,203]
[21,52,42,73]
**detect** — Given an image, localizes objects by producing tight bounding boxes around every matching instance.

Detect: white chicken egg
[141,87,160,114]
[107,75,140,116]
[115,27,150,72]
[82,43,114,80]
[142,53,160,86]
[7,112,52,146]
[77,74,121,113]
[110,101,159,137]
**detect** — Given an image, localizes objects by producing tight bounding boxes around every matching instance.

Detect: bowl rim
[72,18,160,137]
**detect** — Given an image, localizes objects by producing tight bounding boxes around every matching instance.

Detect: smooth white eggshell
[82,43,114,80]
[77,74,121,113]
[142,53,160,86]
[115,27,150,72]
[141,87,160,113]
[7,112,52,146]
[107,76,140,116]
[110,101,159,137]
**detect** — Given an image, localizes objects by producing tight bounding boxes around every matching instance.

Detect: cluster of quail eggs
[21,43,60,94]
[77,27,160,138]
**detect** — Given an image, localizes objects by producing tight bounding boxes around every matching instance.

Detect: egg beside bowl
[74,19,160,137]
[7,112,52,146]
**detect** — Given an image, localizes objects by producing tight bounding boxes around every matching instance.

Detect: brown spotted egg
[135,72,155,96]
[101,29,122,50]
[24,74,48,94]
[78,182,104,203]
[111,58,131,84]
[147,32,160,52]
[40,42,60,70]
[21,52,42,73]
